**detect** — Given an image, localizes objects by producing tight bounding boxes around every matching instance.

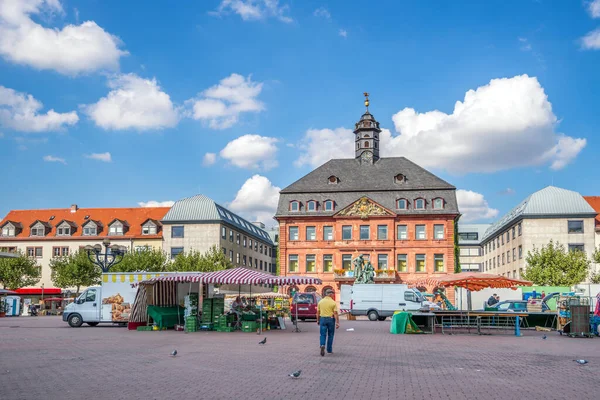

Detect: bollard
[515,315,521,337]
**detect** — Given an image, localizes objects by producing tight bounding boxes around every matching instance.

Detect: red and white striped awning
[267,275,322,286]
[131,273,204,287]
[200,267,275,285]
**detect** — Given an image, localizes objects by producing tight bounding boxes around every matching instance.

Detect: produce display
[102,293,131,322]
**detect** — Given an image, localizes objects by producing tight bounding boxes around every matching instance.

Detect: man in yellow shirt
[317,289,340,356]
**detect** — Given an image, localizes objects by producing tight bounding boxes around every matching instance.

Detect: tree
[591,247,600,284]
[522,240,590,286]
[0,252,40,289]
[49,251,101,295]
[110,248,169,272]
[169,246,233,272]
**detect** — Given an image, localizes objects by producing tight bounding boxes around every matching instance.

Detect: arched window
[290,201,300,212]
[364,134,370,138]
[324,200,334,211]
[415,198,425,210]
[394,174,405,184]
[328,176,339,184]
[396,199,408,210]
[321,286,335,299]
[287,286,299,297]
[356,143,359,150]
[307,200,317,212]
[433,198,444,209]
[305,286,317,293]
[363,142,369,148]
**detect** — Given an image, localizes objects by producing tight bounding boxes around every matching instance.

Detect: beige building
[457,224,490,272]
[481,186,597,280]
[161,194,276,274]
[0,205,170,290]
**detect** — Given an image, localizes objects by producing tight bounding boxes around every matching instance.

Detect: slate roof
[482,186,597,242]
[162,194,273,244]
[457,224,491,245]
[276,157,458,218]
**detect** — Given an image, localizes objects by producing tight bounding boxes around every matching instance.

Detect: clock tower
[354,92,381,164]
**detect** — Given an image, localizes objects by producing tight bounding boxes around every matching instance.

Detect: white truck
[63,272,166,328]
[340,284,426,321]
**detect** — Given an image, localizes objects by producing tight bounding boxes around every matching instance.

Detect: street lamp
[84,238,126,273]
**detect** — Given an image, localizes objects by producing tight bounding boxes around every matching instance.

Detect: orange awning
[407,272,532,291]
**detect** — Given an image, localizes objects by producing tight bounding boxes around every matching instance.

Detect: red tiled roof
[583,196,600,230]
[0,207,170,240]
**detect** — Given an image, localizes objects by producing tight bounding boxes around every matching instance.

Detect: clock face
[361,151,373,162]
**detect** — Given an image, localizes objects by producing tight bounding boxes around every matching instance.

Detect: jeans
[319,317,335,352]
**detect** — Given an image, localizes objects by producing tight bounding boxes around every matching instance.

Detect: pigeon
[259,337,267,345]
[289,370,302,378]
[171,350,177,357]
[542,335,547,340]
[574,359,588,365]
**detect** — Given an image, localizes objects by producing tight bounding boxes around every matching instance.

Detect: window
[378,254,388,269]
[0,247,16,253]
[394,174,405,184]
[518,223,522,236]
[458,232,478,240]
[397,254,407,272]
[324,201,334,211]
[306,255,316,272]
[242,255,247,266]
[493,257,495,267]
[415,199,425,210]
[306,226,316,241]
[323,226,333,241]
[290,201,300,212]
[434,254,444,272]
[342,254,352,270]
[434,224,444,239]
[109,224,123,236]
[221,227,226,239]
[433,198,444,209]
[170,247,184,259]
[30,227,45,237]
[57,226,71,236]
[415,225,426,240]
[1,225,15,237]
[497,255,500,266]
[260,260,263,270]
[229,230,233,242]
[359,225,370,240]
[223,247,226,255]
[502,253,505,265]
[497,237,500,247]
[485,260,488,271]
[512,248,516,261]
[377,225,388,240]
[396,199,408,210]
[249,256,252,266]
[328,175,338,184]
[236,234,240,245]
[229,250,233,262]
[569,244,585,252]
[53,247,61,257]
[236,253,240,264]
[568,220,584,234]
[492,241,495,250]
[85,289,96,302]
[507,251,510,264]
[518,245,523,259]
[460,248,480,256]
[415,254,425,272]
[307,201,317,211]
[512,227,516,239]
[243,236,247,247]
[323,255,333,272]
[501,235,504,245]
[255,242,258,251]
[260,244,263,254]
[142,223,156,235]
[82,225,97,236]
[289,255,298,272]
[506,231,510,243]
[254,258,258,268]
[342,226,352,240]
[172,226,184,238]
[397,225,407,240]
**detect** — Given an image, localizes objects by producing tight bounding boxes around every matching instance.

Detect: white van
[340,284,425,321]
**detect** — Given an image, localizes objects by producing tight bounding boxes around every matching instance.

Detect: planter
[0,312,6,318]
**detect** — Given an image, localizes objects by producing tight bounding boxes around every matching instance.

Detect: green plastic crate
[136,326,153,331]
[241,321,257,332]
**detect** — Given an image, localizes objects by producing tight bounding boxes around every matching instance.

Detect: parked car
[290,292,322,322]
[486,300,550,312]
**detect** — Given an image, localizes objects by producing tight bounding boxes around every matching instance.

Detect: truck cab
[63,286,102,327]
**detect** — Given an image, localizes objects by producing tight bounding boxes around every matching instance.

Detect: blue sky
[1,0,599,226]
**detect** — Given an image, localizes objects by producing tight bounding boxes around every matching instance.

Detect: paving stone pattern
[0,317,598,400]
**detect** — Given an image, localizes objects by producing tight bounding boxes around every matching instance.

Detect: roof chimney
[70,204,78,213]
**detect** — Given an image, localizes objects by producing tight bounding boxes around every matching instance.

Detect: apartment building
[457,224,490,272]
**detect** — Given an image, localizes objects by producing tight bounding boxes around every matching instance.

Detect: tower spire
[363,92,370,111]
[354,92,381,164]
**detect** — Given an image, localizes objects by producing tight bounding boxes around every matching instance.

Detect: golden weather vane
[363,92,370,110]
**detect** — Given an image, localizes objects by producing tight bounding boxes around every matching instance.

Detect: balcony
[333,269,355,282]
[374,270,396,281]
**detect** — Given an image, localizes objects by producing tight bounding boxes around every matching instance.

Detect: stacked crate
[185,315,198,332]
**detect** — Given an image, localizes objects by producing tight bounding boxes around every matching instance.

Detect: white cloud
[456,189,498,222]
[85,152,112,162]
[0,85,78,132]
[518,37,532,51]
[383,75,585,173]
[84,73,179,131]
[588,0,600,18]
[220,134,278,170]
[581,28,600,50]
[229,174,280,226]
[213,0,292,23]
[138,200,175,208]
[498,187,515,196]
[313,7,331,19]
[188,74,264,129]
[203,152,217,166]
[0,0,127,75]
[43,155,66,164]
[339,29,347,38]
[294,127,353,168]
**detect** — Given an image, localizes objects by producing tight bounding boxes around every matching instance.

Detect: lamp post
[84,238,126,273]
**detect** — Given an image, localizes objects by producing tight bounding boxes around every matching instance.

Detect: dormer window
[328,176,339,184]
[415,199,426,210]
[82,221,98,236]
[57,227,71,236]
[290,201,300,212]
[56,221,75,236]
[396,199,408,210]
[433,198,444,210]
[108,219,128,236]
[307,201,317,212]
[142,221,157,235]
[1,222,17,237]
[324,200,334,211]
[394,174,405,184]
[30,221,48,237]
